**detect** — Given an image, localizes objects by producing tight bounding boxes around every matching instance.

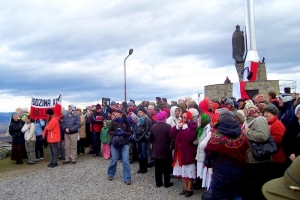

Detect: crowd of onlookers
[7,92,300,199]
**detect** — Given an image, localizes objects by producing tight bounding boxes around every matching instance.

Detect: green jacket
[100,120,111,144]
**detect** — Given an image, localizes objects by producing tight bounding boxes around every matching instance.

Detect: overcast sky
[0,0,299,112]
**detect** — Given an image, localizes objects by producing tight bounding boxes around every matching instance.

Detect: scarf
[137,116,146,126]
[205,128,249,168]
[197,113,210,138]
[114,117,124,124]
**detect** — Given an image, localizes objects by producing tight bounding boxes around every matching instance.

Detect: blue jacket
[34,120,45,136]
[62,113,80,134]
[278,101,294,129]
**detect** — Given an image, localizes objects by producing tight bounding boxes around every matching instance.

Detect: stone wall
[204,80,280,101]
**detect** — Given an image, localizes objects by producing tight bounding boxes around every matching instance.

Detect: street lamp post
[124,49,134,102]
[197,91,202,104]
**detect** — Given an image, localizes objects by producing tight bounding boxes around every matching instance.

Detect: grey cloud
[0,0,299,108]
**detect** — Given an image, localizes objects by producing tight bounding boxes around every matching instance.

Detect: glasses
[182,117,187,119]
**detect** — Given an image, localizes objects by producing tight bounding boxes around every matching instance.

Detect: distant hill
[0,113,12,134]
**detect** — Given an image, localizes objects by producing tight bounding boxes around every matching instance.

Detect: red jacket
[42,116,61,143]
[90,113,104,133]
[170,121,197,165]
[268,116,286,163]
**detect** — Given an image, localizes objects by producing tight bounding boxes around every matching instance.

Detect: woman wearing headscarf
[107,109,132,185]
[194,112,211,189]
[242,100,272,200]
[150,111,173,188]
[9,112,26,164]
[170,110,197,197]
[134,106,151,174]
[205,110,249,200]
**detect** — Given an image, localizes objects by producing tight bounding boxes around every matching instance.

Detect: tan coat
[78,114,86,138]
[245,117,272,163]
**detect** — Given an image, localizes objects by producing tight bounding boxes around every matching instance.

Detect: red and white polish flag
[243,61,259,82]
[30,92,62,120]
[232,82,250,100]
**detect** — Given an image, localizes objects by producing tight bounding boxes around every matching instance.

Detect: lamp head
[129,49,133,55]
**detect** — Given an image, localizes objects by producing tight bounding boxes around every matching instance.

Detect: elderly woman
[9,113,25,165]
[170,110,197,197]
[263,103,286,179]
[150,111,172,188]
[243,100,272,200]
[205,110,249,199]
[134,106,151,174]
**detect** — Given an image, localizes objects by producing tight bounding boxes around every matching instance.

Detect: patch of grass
[0,147,51,176]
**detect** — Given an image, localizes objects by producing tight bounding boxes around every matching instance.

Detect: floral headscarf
[243,100,262,123]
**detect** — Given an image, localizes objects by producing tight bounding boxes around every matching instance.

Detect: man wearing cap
[62,105,80,164]
[107,101,117,120]
[262,155,300,200]
[90,104,104,157]
[225,98,237,112]
[278,94,294,129]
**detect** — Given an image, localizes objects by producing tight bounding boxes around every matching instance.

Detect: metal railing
[279,80,297,94]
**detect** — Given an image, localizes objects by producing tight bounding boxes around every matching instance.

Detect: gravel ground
[0,155,203,200]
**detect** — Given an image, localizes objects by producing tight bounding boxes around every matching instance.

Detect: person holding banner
[62,105,80,164]
[42,109,61,168]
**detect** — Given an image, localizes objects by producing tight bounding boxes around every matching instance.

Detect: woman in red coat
[42,109,61,168]
[170,110,197,197]
[263,104,286,179]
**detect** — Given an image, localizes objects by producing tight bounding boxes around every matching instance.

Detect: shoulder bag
[249,135,277,161]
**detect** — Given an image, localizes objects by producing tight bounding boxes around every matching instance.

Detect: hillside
[0,113,12,134]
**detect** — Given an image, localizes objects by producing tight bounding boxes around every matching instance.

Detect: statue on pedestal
[232,25,245,63]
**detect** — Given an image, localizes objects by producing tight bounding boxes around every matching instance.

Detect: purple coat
[150,122,172,159]
[170,121,197,165]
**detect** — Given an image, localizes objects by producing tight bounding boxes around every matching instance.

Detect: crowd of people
[7,92,300,199]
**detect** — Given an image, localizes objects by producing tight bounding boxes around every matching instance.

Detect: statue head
[236,25,240,31]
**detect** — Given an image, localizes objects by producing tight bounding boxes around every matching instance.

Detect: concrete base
[204,80,279,101]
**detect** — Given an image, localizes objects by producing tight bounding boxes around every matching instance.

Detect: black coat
[134,117,151,142]
[108,118,131,145]
[9,120,25,145]
[282,116,300,159]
